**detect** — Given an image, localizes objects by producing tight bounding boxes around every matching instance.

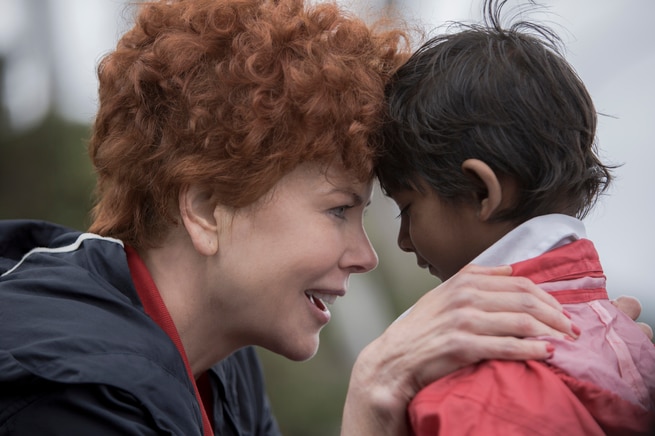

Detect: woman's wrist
[341,339,413,435]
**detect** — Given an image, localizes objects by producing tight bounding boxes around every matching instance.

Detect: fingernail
[546,344,555,356]
[562,309,572,319]
[571,323,582,337]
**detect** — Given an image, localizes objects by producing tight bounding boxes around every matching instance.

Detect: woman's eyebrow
[328,188,366,206]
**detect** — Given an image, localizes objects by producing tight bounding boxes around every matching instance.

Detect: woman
[0,0,640,434]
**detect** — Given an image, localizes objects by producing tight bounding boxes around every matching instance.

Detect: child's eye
[396,204,410,219]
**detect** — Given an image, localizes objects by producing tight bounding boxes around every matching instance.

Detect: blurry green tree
[0,113,94,229]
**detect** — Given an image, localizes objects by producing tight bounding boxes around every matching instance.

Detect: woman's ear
[461,158,502,221]
[179,185,219,256]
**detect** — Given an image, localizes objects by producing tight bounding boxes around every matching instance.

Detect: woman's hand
[341,264,579,436]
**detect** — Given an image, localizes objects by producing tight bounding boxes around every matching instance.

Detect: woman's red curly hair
[88,0,409,249]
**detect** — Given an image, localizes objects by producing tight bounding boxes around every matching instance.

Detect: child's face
[390,180,494,281]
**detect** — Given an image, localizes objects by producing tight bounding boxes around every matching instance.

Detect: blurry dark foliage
[0,111,95,231]
[1,48,93,229]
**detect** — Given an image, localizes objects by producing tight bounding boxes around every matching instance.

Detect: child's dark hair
[376,0,613,222]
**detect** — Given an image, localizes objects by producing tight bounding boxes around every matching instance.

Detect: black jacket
[0,220,280,435]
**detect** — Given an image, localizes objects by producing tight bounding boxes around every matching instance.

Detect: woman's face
[211,163,378,361]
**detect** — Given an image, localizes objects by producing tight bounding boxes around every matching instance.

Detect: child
[376,1,655,434]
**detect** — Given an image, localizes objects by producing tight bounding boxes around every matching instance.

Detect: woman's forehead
[266,163,371,203]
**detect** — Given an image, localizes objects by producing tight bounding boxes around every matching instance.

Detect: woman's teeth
[306,291,336,311]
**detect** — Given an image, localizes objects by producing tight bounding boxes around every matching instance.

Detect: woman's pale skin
[136,162,646,436]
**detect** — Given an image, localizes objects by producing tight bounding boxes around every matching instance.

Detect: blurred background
[1,0,653,434]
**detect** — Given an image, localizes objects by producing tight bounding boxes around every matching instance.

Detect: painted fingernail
[571,323,582,337]
[562,309,572,319]
[546,344,555,356]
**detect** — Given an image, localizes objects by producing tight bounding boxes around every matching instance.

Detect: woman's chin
[272,336,321,362]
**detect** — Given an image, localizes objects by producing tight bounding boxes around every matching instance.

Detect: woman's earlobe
[461,159,502,221]
[179,185,220,256]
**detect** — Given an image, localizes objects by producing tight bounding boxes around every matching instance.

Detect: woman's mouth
[305,291,337,312]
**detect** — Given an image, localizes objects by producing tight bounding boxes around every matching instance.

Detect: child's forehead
[381,175,426,197]
[387,182,432,204]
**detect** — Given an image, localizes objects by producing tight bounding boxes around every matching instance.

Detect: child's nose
[397,226,414,253]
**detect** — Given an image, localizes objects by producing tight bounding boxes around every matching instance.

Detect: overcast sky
[1,0,653,322]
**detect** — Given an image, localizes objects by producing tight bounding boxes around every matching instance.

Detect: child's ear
[461,159,502,221]
[179,184,220,256]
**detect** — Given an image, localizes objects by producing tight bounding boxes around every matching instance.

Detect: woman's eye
[330,206,350,219]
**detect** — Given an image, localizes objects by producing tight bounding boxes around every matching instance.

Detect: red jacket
[409,239,655,435]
